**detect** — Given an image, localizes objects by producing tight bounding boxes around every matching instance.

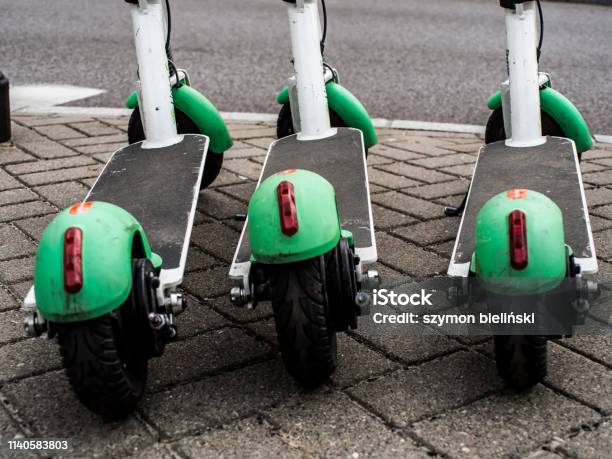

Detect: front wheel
[277,103,368,157]
[484,108,578,160]
[494,335,547,390]
[127,108,223,189]
[269,254,337,387]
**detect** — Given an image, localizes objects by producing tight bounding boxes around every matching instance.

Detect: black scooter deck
[449,137,597,277]
[230,128,376,279]
[87,134,209,287]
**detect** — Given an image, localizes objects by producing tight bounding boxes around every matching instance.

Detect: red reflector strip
[277,181,299,236]
[509,210,528,270]
[64,227,83,294]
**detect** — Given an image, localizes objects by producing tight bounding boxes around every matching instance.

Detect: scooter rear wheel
[494,335,547,390]
[269,253,337,387]
[127,108,224,189]
[56,258,157,419]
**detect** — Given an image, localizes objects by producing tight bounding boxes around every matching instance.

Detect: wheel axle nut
[24,312,47,337]
[362,270,380,291]
[230,287,251,307]
[355,291,371,316]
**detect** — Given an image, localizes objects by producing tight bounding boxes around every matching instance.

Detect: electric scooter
[229,0,379,387]
[23,0,232,418]
[447,0,597,389]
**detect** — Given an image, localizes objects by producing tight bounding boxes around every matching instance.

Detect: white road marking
[10,85,105,111]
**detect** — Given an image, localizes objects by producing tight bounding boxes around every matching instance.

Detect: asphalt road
[2,0,611,133]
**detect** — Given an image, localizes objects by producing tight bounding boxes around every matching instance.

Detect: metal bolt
[362,270,380,291]
[24,312,46,337]
[148,313,165,330]
[229,287,250,307]
[169,293,186,315]
[355,291,371,316]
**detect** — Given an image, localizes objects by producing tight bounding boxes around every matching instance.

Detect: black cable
[536,0,544,61]
[165,0,173,61]
[320,0,328,55]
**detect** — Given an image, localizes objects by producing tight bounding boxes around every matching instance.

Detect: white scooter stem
[131,0,180,149]
[287,0,335,141]
[504,1,546,148]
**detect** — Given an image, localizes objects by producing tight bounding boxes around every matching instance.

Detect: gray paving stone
[12,127,78,160]
[370,144,425,161]
[34,124,85,141]
[0,146,35,165]
[13,214,55,241]
[556,420,612,459]
[128,442,177,459]
[348,351,503,427]
[76,142,126,155]
[267,391,428,458]
[0,338,61,383]
[377,163,455,184]
[19,164,102,186]
[392,218,459,246]
[440,163,476,178]
[197,189,247,219]
[546,342,612,413]
[230,127,277,140]
[34,181,89,209]
[0,286,18,312]
[0,309,27,345]
[6,155,95,175]
[584,171,612,187]
[174,295,229,339]
[142,359,299,438]
[0,257,34,284]
[413,385,600,459]
[0,201,55,223]
[559,336,612,368]
[243,137,276,150]
[373,191,445,220]
[14,116,94,127]
[175,416,301,459]
[0,188,38,206]
[217,182,257,204]
[208,169,250,188]
[182,267,233,299]
[2,371,154,457]
[148,327,272,392]
[0,224,36,261]
[63,133,127,147]
[372,204,417,230]
[185,247,217,272]
[410,153,475,169]
[590,215,612,233]
[191,222,241,263]
[0,405,21,442]
[209,296,273,324]
[69,121,122,137]
[384,137,457,157]
[368,167,421,189]
[222,159,262,181]
[224,147,267,160]
[403,179,469,200]
[376,233,448,276]
[244,318,278,345]
[5,282,30,302]
[327,334,399,387]
[0,169,21,191]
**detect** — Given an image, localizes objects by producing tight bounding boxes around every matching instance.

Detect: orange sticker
[278,169,298,175]
[69,202,93,214]
[507,189,528,200]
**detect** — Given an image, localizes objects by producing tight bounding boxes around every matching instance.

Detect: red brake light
[64,227,83,293]
[509,210,528,270]
[277,181,299,236]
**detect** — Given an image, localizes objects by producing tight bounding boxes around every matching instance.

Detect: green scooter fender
[126,84,232,154]
[247,169,341,264]
[487,86,593,154]
[276,81,378,150]
[474,190,566,296]
[34,202,159,323]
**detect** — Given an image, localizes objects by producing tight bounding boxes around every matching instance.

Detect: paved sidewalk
[0,114,611,458]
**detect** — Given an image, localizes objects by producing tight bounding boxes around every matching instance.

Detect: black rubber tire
[494,335,548,390]
[127,108,223,189]
[277,103,368,157]
[57,313,147,419]
[484,107,579,161]
[269,254,337,387]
